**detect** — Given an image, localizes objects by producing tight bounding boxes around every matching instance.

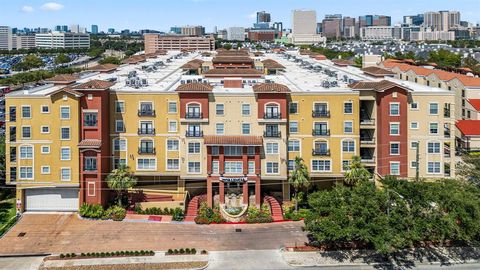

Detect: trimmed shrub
[59,254,65,258]
[100,252,105,257]
[105,205,127,221]
[185,248,191,254]
[167,249,173,255]
[179,248,185,254]
[81,253,86,257]
[66,253,71,258]
[191,248,196,254]
[134,251,139,256]
[201,250,208,255]
[173,249,179,254]
[79,203,104,219]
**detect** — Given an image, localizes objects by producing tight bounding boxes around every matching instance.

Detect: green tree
[12,54,45,71]
[288,156,310,211]
[343,156,371,186]
[463,55,480,73]
[54,53,71,65]
[106,165,137,206]
[428,49,462,68]
[457,154,480,186]
[98,56,121,65]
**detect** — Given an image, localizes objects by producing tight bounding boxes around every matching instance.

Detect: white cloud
[41,2,64,11]
[21,5,35,13]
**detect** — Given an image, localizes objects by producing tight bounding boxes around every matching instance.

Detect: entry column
[243,182,248,204]
[207,177,213,207]
[255,177,261,207]
[219,181,225,204]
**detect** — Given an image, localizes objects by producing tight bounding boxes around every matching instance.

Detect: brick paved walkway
[0,214,307,255]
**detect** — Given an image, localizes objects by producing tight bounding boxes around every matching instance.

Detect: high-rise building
[180,26,205,37]
[257,11,271,23]
[322,15,342,39]
[227,27,245,41]
[55,25,62,32]
[290,10,326,45]
[108,28,115,34]
[424,11,460,31]
[403,14,424,26]
[170,26,182,34]
[359,15,391,27]
[62,25,68,32]
[91,25,99,35]
[0,26,13,50]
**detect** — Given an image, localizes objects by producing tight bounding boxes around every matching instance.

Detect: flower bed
[165,248,198,255]
[79,204,126,221]
[47,250,155,261]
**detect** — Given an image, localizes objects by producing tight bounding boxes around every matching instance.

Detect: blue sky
[2,0,479,32]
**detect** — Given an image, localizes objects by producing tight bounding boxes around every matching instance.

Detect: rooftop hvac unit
[141,79,148,86]
[107,77,117,82]
[322,81,330,88]
[180,80,186,84]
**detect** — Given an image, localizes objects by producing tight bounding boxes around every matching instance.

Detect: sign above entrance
[220,177,247,183]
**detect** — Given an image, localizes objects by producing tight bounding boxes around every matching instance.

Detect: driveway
[0,214,307,255]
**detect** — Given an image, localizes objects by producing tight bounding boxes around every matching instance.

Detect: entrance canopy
[204,135,263,146]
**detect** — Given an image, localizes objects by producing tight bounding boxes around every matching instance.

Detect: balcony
[312,110,330,118]
[83,120,98,127]
[264,130,281,138]
[185,112,203,119]
[83,166,97,172]
[361,156,375,164]
[312,149,330,156]
[360,118,375,126]
[186,130,203,137]
[360,136,375,145]
[312,129,330,136]
[264,112,281,119]
[138,128,155,135]
[138,147,156,154]
[138,109,155,117]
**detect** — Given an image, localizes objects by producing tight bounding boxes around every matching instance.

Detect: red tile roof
[262,59,285,69]
[44,74,79,84]
[456,120,480,136]
[212,56,254,64]
[332,59,354,67]
[73,80,115,90]
[252,83,290,93]
[467,99,480,112]
[49,87,83,97]
[349,80,411,92]
[176,83,213,92]
[78,139,102,148]
[204,135,263,146]
[362,66,395,77]
[204,68,263,77]
[122,55,147,64]
[87,63,118,73]
[180,59,203,70]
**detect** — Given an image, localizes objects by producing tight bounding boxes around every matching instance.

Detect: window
[389,103,400,116]
[41,166,50,174]
[288,140,300,152]
[224,146,242,156]
[21,106,31,118]
[314,141,328,154]
[211,146,219,156]
[10,147,16,163]
[344,121,353,133]
[9,106,16,122]
[242,123,250,135]
[312,160,331,172]
[168,102,177,113]
[212,161,219,174]
[60,106,70,119]
[313,103,328,116]
[429,103,439,115]
[139,102,154,115]
[216,104,224,115]
[410,161,417,168]
[289,102,298,114]
[390,162,400,175]
[167,159,180,170]
[266,162,279,174]
[115,120,125,132]
[390,143,400,155]
[248,161,255,174]
[22,126,31,139]
[19,167,33,179]
[427,142,441,153]
[216,123,224,135]
[288,160,295,171]
[188,142,201,154]
[344,102,353,114]
[113,158,126,169]
[84,157,97,171]
[289,121,298,133]
[410,122,418,129]
[225,161,243,174]
[410,141,419,149]
[167,139,179,151]
[41,126,50,134]
[61,127,70,140]
[10,167,17,181]
[61,147,71,160]
[84,112,98,127]
[139,139,154,153]
[242,104,250,116]
[137,158,156,170]
[342,140,355,152]
[410,102,418,110]
[41,105,50,113]
[115,101,125,113]
[429,123,439,134]
[87,94,93,100]
[19,146,33,159]
[10,126,16,142]
[168,121,177,132]
[390,123,400,135]
[188,162,201,173]
[61,168,71,181]
[342,160,351,171]
[427,162,441,174]
[41,145,50,154]
[113,138,126,151]
[266,142,279,154]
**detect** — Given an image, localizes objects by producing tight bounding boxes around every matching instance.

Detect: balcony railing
[264,112,281,119]
[361,156,375,163]
[360,137,375,144]
[185,112,203,119]
[138,147,156,154]
[138,109,155,116]
[84,120,98,127]
[138,128,155,135]
[186,130,203,137]
[312,149,330,156]
[312,110,330,118]
[83,166,97,172]
[360,118,375,125]
[264,130,281,138]
[312,129,330,136]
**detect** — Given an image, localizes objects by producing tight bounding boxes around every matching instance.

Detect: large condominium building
[144,34,215,54]
[424,11,461,31]
[35,32,90,49]
[0,26,13,50]
[289,10,326,45]
[181,26,205,37]
[5,49,455,213]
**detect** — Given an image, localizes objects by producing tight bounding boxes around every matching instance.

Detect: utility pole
[415,142,420,181]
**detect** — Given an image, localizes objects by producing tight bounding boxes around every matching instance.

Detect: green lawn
[0,198,16,236]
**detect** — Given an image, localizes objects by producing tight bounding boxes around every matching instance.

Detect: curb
[0,253,50,258]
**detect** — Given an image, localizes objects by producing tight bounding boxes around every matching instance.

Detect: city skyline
[2,0,480,32]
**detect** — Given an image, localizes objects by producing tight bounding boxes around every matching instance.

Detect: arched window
[265,103,280,119]
[186,103,201,119]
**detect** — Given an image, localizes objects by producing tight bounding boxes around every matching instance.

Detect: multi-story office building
[144,34,215,53]
[322,15,342,39]
[35,32,90,49]
[403,14,424,26]
[358,15,392,27]
[424,11,461,31]
[0,26,13,50]
[343,17,356,37]
[181,26,205,37]
[360,26,394,41]
[227,27,245,41]
[91,25,99,35]
[289,10,326,45]
[5,49,456,213]
[13,35,36,50]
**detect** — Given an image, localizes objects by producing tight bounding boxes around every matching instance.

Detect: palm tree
[288,156,310,211]
[106,165,137,206]
[343,156,371,186]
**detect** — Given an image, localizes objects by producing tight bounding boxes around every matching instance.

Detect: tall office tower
[343,17,356,38]
[227,27,245,41]
[62,25,68,32]
[55,25,62,32]
[403,14,424,26]
[424,11,461,31]
[0,26,13,50]
[359,15,391,27]
[180,26,205,37]
[290,10,326,44]
[91,25,99,34]
[108,28,115,34]
[322,15,342,39]
[257,11,271,23]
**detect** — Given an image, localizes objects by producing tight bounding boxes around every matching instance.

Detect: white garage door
[25,188,79,211]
